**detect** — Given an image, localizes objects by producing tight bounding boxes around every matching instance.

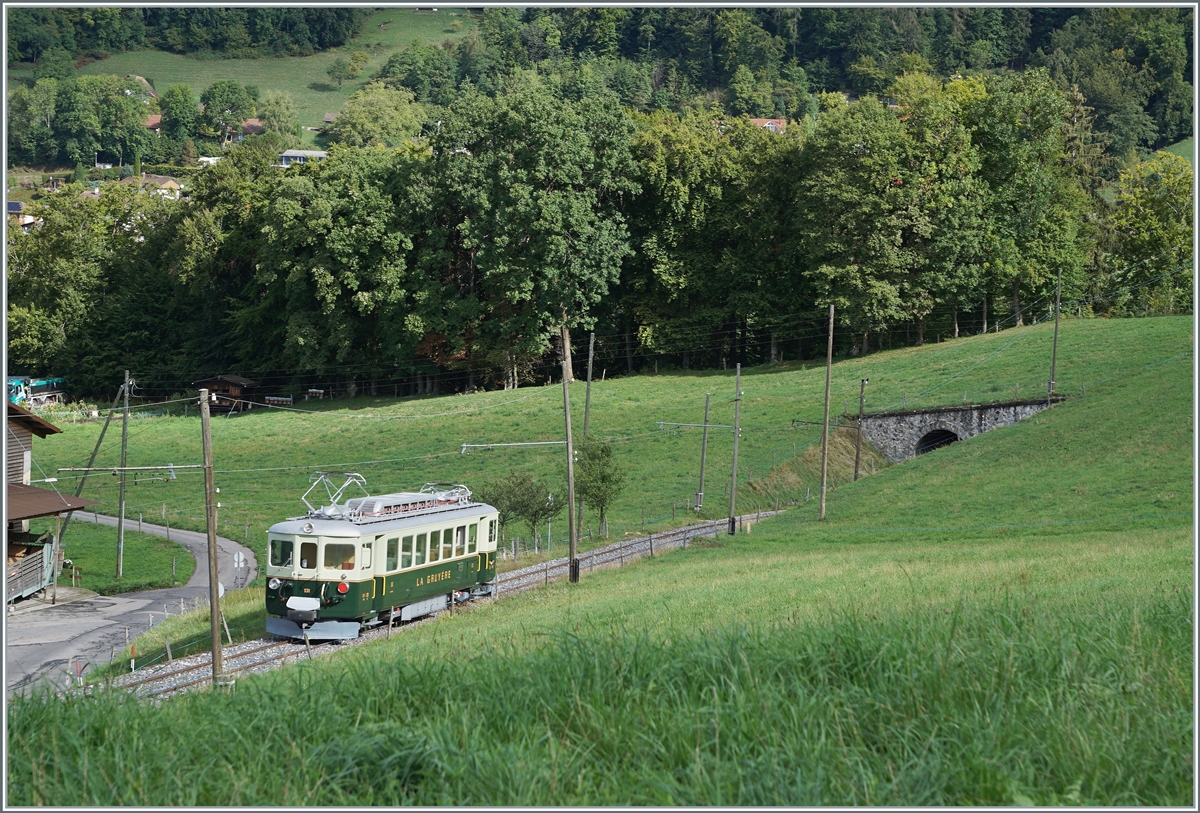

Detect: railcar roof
[269,501,495,537]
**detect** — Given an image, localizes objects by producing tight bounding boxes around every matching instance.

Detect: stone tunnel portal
[916,429,959,456]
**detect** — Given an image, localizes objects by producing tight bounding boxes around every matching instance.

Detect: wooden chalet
[6,403,96,604]
[192,374,259,413]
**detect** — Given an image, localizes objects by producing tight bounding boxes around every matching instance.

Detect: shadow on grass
[308,82,339,93]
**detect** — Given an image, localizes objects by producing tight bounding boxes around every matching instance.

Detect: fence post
[164,638,173,663]
[649,533,654,557]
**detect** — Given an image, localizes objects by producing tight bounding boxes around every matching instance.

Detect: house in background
[119,173,183,199]
[240,118,265,138]
[192,374,258,413]
[278,149,327,167]
[749,118,787,133]
[6,403,96,604]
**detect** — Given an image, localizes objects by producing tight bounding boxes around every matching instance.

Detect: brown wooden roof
[5,402,60,438]
[7,483,97,521]
[193,374,258,388]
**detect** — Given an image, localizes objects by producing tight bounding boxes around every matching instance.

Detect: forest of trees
[5,8,1194,399]
[6,7,371,61]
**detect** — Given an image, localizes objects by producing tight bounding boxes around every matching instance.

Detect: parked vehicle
[7,377,66,407]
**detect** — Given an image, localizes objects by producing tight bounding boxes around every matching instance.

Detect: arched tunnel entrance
[916,429,959,456]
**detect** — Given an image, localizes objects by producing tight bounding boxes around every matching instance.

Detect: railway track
[95,510,783,700]
[496,510,783,596]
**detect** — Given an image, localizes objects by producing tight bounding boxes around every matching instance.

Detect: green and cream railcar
[264,477,498,640]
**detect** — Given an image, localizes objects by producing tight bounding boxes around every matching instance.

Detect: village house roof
[142,174,181,189]
[144,113,162,131]
[749,118,787,133]
[323,112,339,124]
[241,118,265,135]
[192,374,258,388]
[126,74,159,99]
[5,402,60,439]
[7,482,97,521]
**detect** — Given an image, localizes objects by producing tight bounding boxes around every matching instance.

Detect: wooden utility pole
[854,378,868,481]
[562,362,579,583]
[696,393,710,511]
[1049,267,1062,401]
[727,364,741,535]
[582,332,595,437]
[819,305,834,520]
[59,384,124,545]
[116,370,130,579]
[577,332,595,532]
[199,389,224,683]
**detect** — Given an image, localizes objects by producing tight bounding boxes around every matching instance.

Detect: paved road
[5,514,258,698]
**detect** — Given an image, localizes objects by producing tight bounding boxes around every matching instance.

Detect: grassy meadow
[7,8,477,136]
[1162,136,1195,166]
[7,315,1192,804]
[30,317,1193,564]
[27,517,195,596]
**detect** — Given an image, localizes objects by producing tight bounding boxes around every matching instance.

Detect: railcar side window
[300,541,317,569]
[428,530,440,562]
[455,526,466,556]
[442,529,454,559]
[387,537,399,571]
[468,524,477,554]
[270,538,293,567]
[488,519,496,544]
[415,533,427,566]
[401,536,413,569]
[323,543,355,571]
[361,541,372,569]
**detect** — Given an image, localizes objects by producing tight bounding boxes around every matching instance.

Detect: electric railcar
[265,473,498,640]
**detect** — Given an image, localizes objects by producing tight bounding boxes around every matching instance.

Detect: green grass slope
[8,316,1192,805]
[27,517,195,595]
[33,317,1193,561]
[1162,137,1195,167]
[5,9,477,133]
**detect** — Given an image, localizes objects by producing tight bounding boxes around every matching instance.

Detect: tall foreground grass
[7,585,1190,805]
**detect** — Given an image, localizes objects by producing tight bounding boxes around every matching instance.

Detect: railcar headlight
[268,578,281,591]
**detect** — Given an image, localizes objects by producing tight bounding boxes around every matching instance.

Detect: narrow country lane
[5,513,258,698]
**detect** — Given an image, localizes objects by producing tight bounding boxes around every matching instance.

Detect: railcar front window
[401,536,413,569]
[270,538,293,567]
[300,541,317,569]
[468,524,477,554]
[415,533,427,566]
[428,531,440,562]
[323,543,356,571]
[455,526,466,556]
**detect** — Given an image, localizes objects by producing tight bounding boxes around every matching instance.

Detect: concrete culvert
[916,429,959,456]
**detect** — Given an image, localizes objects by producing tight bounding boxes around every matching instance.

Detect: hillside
[8,316,1191,804]
[32,317,1193,563]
